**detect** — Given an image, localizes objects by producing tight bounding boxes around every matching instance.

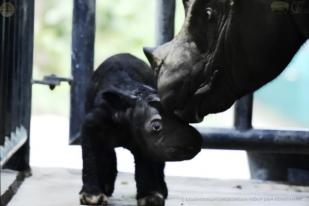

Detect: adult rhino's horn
[143,47,157,69]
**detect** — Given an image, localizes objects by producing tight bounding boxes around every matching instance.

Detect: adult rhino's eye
[151,120,163,133]
[205,7,214,21]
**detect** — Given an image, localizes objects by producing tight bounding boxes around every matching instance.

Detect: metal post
[3,1,14,139]
[155,0,176,46]
[234,95,253,130]
[11,0,19,132]
[70,0,96,144]
[19,0,35,171]
[0,2,6,145]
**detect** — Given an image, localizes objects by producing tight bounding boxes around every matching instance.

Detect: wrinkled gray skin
[145,0,308,122]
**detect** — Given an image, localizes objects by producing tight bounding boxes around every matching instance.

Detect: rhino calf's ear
[95,90,138,109]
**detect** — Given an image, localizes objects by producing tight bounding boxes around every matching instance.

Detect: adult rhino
[144,0,309,122]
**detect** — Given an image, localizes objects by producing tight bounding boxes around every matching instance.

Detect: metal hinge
[32,74,73,90]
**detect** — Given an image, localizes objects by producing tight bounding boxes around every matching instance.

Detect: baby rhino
[79,53,202,206]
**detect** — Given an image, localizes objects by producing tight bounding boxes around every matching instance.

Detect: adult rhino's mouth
[158,77,191,112]
[157,59,208,121]
[144,34,209,122]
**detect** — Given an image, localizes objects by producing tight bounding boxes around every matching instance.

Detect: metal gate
[0,0,34,170]
[67,0,309,152]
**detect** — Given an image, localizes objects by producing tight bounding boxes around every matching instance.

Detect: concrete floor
[1,170,17,197]
[7,167,309,206]
[5,106,309,206]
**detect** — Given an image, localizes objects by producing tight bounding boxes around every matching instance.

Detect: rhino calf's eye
[151,120,163,132]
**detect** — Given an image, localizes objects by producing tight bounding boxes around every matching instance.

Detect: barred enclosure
[1,0,309,204]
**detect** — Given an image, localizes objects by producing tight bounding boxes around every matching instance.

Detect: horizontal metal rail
[197,127,309,154]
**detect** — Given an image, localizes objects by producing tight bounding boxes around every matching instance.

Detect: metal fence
[0,0,34,170]
[65,0,309,153]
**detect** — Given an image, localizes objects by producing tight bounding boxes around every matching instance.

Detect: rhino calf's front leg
[80,135,108,205]
[134,151,167,206]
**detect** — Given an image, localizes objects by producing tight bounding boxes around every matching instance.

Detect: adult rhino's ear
[95,87,138,109]
[143,47,158,69]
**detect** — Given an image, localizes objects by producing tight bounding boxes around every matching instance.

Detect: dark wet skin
[80,53,203,206]
[84,53,202,161]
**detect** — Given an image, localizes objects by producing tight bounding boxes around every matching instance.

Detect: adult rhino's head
[145,0,305,122]
[130,93,202,162]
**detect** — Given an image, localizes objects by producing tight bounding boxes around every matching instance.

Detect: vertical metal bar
[16,1,23,130]
[0,1,6,145]
[234,95,253,130]
[3,0,14,138]
[70,0,96,144]
[11,0,19,132]
[155,0,176,46]
[20,0,35,170]
[21,0,31,129]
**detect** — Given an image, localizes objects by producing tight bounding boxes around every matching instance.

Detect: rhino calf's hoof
[138,192,165,206]
[79,192,108,205]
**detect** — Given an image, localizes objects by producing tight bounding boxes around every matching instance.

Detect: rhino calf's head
[129,93,202,161]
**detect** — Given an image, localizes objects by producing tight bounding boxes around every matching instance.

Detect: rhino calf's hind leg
[96,149,118,196]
